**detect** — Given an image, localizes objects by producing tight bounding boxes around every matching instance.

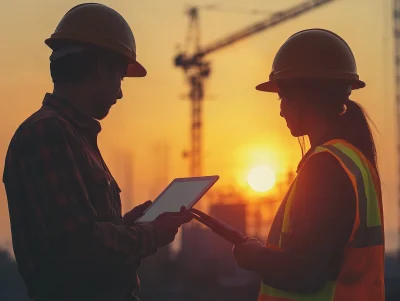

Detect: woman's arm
[233,152,356,293]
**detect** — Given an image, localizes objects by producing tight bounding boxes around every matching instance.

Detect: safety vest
[258,139,384,301]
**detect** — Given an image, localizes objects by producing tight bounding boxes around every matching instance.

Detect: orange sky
[0,0,398,252]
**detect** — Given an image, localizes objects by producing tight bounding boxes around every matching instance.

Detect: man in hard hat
[232,29,384,301]
[3,3,191,301]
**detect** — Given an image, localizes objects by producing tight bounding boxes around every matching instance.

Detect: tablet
[136,175,219,222]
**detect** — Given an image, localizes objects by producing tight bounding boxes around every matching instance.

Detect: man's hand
[150,206,193,248]
[232,238,264,271]
[123,200,152,227]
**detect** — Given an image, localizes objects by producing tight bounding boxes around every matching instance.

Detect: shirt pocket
[89,167,121,222]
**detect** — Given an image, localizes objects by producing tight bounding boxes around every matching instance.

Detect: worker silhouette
[3,3,191,301]
[232,29,385,301]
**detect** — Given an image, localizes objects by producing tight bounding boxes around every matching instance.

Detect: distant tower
[150,142,170,197]
[124,151,134,210]
[394,0,400,260]
[254,203,262,237]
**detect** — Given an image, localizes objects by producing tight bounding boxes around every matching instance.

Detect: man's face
[90,57,127,120]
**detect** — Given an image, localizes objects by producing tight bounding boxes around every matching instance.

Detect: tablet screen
[137,176,219,222]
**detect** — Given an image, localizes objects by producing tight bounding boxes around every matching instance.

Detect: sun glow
[247,165,276,193]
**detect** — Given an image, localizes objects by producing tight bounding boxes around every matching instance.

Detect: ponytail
[339,99,379,171]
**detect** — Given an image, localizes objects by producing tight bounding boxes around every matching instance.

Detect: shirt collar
[42,93,101,134]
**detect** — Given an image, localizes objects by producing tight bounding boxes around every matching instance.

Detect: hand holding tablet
[136,175,219,222]
[135,175,245,245]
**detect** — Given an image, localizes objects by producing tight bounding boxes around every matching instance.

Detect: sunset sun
[247,165,276,193]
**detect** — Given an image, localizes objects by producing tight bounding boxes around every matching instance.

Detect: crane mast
[174,0,336,177]
[394,0,400,257]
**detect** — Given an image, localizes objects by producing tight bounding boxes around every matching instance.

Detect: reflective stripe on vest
[258,140,384,301]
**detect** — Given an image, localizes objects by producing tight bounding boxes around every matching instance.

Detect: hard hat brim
[127,60,147,77]
[45,37,147,77]
[255,81,279,93]
[255,79,366,93]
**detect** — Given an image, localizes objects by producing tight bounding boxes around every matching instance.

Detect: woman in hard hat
[232,29,384,301]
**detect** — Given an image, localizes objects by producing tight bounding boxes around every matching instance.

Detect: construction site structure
[150,142,170,198]
[394,0,400,256]
[174,0,337,177]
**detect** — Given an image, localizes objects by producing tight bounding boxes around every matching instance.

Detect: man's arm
[236,152,356,293]
[9,118,158,271]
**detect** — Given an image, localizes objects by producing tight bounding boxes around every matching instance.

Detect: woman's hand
[232,238,264,271]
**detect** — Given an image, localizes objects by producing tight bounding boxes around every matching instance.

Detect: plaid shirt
[3,93,157,301]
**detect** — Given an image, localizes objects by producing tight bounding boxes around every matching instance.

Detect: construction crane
[174,0,336,177]
[394,0,400,259]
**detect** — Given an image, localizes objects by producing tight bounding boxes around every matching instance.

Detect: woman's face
[278,79,351,138]
[279,92,308,137]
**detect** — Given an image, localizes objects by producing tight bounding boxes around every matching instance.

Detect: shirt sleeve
[251,152,356,293]
[9,118,158,273]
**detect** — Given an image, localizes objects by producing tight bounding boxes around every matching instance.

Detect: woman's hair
[278,78,379,173]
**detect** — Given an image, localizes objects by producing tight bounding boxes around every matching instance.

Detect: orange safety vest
[258,139,385,301]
